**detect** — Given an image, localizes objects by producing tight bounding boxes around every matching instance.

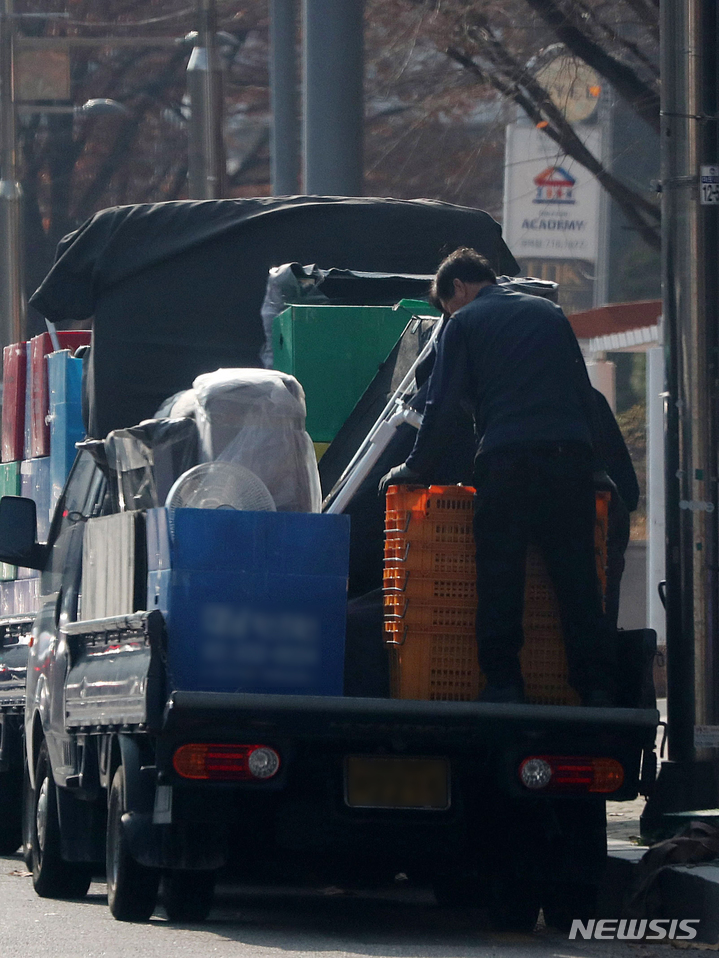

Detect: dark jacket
[406,284,599,476]
[593,388,640,512]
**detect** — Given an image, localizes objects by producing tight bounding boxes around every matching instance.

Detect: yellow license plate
[345,756,450,810]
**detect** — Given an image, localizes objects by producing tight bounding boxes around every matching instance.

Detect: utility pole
[644,0,719,832]
[187,0,225,199]
[303,0,364,196]
[270,0,299,195]
[0,0,25,347]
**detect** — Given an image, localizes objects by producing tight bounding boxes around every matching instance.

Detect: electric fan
[165,461,276,535]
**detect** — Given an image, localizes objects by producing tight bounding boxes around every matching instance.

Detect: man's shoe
[480,683,525,704]
[582,688,616,708]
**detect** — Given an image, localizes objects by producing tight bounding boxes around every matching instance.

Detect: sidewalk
[603,839,719,945]
[601,700,719,945]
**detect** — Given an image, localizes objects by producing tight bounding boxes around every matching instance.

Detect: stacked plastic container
[383,485,482,702]
[520,491,610,705]
[0,331,90,617]
[384,485,611,706]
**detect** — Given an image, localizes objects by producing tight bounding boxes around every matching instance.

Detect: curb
[604,841,719,945]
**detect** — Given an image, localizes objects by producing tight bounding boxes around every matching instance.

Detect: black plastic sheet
[29,196,517,439]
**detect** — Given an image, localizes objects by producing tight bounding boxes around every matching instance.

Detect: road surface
[0,851,672,958]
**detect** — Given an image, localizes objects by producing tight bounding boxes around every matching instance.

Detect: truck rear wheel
[106,765,160,922]
[159,869,216,922]
[31,741,92,899]
[22,763,34,869]
[0,766,22,854]
[432,875,488,908]
[487,878,540,932]
[542,882,598,931]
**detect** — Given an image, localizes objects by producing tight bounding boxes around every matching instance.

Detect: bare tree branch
[446,45,660,249]
[574,0,658,79]
[517,0,660,131]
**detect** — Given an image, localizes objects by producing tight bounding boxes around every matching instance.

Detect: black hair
[427,287,446,315]
[432,247,497,303]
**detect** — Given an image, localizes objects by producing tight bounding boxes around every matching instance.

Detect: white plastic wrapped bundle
[166,369,321,513]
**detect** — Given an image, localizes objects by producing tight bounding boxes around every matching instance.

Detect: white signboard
[700,165,719,205]
[503,124,603,262]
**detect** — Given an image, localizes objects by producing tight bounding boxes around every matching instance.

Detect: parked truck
[0,197,659,928]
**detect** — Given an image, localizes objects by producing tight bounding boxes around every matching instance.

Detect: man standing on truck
[380,247,617,707]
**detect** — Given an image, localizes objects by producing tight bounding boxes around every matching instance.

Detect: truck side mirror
[0,496,45,570]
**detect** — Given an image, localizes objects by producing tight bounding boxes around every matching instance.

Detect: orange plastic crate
[388,632,483,702]
[384,485,609,705]
[522,544,580,706]
[385,484,475,519]
[384,539,477,578]
[385,484,475,542]
[385,522,474,547]
[384,593,477,631]
[382,568,477,605]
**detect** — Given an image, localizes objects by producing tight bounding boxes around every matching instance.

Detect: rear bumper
[159,691,659,802]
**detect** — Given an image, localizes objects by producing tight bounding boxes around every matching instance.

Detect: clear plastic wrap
[165,369,321,513]
[104,417,198,511]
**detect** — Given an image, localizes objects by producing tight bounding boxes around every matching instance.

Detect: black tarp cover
[30,195,518,439]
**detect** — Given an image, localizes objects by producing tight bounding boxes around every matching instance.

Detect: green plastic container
[0,462,20,580]
[273,303,428,442]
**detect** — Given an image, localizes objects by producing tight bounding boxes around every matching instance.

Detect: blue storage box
[47,349,83,406]
[166,509,350,696]
[145,507,171,572]
[47,351,85,512]
[148,569,172,617]
[146,507,172,616]
[49,402,84,512]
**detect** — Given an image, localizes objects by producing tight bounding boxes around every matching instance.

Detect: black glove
[378,463,421,497]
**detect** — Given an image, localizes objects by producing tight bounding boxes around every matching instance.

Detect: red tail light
[519,755,624,793]
[173,744,280,781]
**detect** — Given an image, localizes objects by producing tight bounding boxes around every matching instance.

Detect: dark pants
[472,442,617,698]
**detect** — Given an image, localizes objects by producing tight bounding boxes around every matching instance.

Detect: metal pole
[187,0,225,199]
[0,0,24,347]
[646,345,666,649]
[658,0,719,802]
[593,92,612,308]
[303,0,364,196]
[270,0,299,195]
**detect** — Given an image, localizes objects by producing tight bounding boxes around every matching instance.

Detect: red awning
[569,300,661,339]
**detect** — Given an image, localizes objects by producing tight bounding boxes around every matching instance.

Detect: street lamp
[0,84,128,348]
[0,0,23,348]
[184,0,228,199]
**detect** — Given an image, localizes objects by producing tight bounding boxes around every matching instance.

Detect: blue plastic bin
[166,509,350,696]
[47,351,85,512]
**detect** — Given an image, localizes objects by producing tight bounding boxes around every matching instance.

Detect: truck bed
[60,610,658,804]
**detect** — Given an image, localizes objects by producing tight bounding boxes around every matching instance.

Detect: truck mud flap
[121,811,227,870]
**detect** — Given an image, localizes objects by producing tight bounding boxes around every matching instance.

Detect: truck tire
[106,765,160,922]
[0,766,22,854]
[432,875,488,908]
[31,741,92,899]
[22,763,34,869]
[488,878,540,932]
[159,870,216,922]
[542,882,598,931]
